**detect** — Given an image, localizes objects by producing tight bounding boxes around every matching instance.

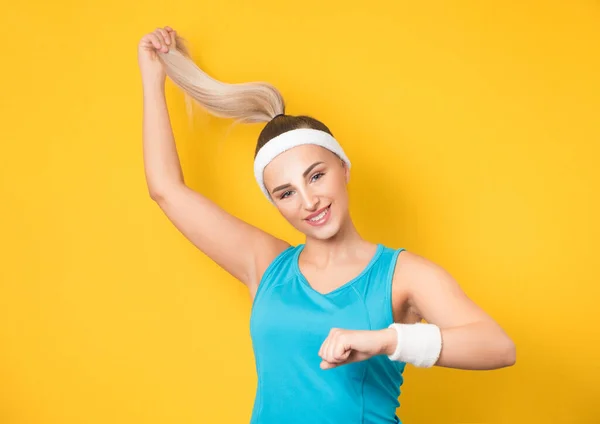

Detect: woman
[137,26,516,423]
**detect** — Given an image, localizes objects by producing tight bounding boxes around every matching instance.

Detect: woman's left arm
[389,251,516,370]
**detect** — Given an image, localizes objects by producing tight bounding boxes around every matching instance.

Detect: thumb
[320,360,337,370]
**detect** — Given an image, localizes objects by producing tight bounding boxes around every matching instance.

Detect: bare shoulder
[247,236,291,299]
[391,249,490,327]
[390,249,450,322]
[394,247,457,282]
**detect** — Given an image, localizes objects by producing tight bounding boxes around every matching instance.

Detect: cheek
[328,175,348,195]
[277,204,300,221]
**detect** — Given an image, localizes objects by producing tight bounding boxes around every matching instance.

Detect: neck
[302,213,375,266]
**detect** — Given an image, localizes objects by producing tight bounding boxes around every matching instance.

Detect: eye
[311,172,325,182]
[280,190,293,199]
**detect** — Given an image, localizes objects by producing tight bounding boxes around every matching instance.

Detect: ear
[342,160,350,184]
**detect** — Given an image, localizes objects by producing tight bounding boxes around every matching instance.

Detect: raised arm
[138,27,289,292]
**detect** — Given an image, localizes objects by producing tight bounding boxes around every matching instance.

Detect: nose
[299,187,319,211]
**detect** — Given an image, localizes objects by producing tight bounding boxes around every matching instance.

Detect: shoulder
[249,242,299,299]
[390,249,451,320]
[393,249,448,278]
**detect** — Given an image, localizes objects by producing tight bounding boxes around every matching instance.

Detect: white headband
[253,128,351,203]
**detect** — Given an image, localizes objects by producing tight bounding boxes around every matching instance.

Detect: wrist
[142,76,166,92]
[379,328,398,356]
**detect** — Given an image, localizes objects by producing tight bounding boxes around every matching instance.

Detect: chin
[309,228,338,240]
[305,221,341,240]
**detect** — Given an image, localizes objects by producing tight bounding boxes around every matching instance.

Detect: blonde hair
[156,34,334,156]
[157,35,285,125]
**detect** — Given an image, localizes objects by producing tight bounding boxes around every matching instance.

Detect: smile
[305,205,331,226]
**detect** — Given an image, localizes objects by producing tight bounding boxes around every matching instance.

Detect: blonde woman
[137,26,516,424]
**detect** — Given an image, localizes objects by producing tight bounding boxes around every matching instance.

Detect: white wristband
[387,323,443,368]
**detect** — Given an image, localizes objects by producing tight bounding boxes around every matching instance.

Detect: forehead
[263,144,334,182]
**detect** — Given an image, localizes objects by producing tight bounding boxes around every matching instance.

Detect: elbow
[500,337,516,368]
[147,183,164,201]
[148,183,182,203]
[149,189,165,202]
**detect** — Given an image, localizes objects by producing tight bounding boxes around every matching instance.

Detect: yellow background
[1,0,599,423]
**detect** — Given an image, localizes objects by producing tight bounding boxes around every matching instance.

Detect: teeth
[309,207,328,222]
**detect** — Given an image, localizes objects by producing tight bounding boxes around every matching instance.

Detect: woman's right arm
[139,28,290,292]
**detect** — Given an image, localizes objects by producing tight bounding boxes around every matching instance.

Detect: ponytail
[157,36,285,125]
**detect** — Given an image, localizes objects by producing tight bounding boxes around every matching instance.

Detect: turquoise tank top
[249,243,407,424]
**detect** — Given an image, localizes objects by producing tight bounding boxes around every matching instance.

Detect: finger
[150,30,163,47]
[324,328,339,360]
[145,33,162,50]
[330,339,351,363]
[320,329,337,358]
[319,336,330,359]
[165,25,173,32]
[153,29,168,52]
[326,336,340,363]
[325,338,338,363]
[333,339,351,362]
[139,36,154,49]
[156,27,170,45]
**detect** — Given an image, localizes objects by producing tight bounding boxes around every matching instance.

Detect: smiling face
[263,144,350,240]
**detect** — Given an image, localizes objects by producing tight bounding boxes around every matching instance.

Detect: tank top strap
[352,245,407,328]
[251,244,299,310]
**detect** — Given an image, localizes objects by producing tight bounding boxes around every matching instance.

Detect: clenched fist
[318,327,397,370]
[137,26,178,85]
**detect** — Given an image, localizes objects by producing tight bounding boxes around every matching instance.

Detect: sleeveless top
[249,243,407,424]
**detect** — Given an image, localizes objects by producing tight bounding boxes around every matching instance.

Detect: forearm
[435,321,516,370]
[381,321,515,370]
[142,80,184,197]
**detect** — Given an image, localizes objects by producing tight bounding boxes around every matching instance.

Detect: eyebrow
[271,161,325,194]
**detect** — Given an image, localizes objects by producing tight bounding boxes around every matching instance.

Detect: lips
[304,204,331,221]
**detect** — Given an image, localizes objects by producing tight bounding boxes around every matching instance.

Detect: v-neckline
[292,244,384,296]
